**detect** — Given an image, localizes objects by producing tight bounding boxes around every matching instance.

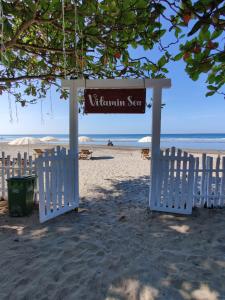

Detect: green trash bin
[6,175,36,217]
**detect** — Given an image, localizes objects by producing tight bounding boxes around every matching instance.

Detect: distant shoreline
[1,141,225,156]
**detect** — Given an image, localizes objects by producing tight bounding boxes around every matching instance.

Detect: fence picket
[167,147,175,209]
[44,152,51,213]
[200,154,207,207]
[186,155,194,213]
[193,157,199,207]
[219,156,225,207]
[206,156,213,208]
[17,153,21,177]
[179,151,188,211]
[1,152,5,199]
[23,152,28,175]
[174,149,182,209]
[6,155,11,179]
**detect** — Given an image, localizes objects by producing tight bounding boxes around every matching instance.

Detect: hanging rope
[41,98,44,124]
[0,0,8,65]
[74,1,78,76]
[62,0,67,78]
[0,0,4,61]
[49,86,53,118]
[8,92,13,123]
[74,1,85,78]
[15,100,19,123]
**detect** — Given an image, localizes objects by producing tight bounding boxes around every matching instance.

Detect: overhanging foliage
[0,0,224,105]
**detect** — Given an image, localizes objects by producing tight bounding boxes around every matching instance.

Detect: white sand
[0,145,225,300]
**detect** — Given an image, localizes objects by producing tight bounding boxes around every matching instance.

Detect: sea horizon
[1,133,225,151]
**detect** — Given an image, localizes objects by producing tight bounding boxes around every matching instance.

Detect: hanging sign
[84,89,146,114]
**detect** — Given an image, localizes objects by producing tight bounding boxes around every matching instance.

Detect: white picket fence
[1,147,225,221]
[0,152,36,200]
[36,149,78,223]
[152,147,225,214]
[193,153,225,208]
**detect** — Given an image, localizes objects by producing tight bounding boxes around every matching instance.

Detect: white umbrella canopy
[8,137,41,145]
[40,136,58,142]
[138,136,152,143]
[8,137,41,155]
[78,136,93,143]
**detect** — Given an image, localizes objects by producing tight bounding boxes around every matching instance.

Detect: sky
[0,36,224,135]
[0,59,224,135]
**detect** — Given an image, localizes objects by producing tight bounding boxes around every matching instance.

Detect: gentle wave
[160,138,225,143]
[90,138,225,143]
[2,137,225,143]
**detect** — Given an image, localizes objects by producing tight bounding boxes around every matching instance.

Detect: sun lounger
[79,149,93,160]
[141,148,150,159]
[33,149,45,158]
[0,158,13,166]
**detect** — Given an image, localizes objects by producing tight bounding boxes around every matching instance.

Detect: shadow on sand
[91,156,114,160]
[0,175,225,299]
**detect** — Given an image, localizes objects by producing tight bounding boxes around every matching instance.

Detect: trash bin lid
[6,175,36,181]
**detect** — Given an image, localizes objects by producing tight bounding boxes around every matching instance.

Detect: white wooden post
[148,79,171,210]
[61,79,79,207]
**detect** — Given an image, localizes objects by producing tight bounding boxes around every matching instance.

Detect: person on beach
[107,139,113,146]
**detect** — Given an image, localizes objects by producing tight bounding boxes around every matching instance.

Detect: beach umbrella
[138,136,152,143]
[78,136,93,143]
[40,136,58,143]
[8,137,41,155]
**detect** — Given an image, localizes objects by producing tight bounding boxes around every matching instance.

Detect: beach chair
[44,148,55,155]
[0,157,13,166]
[79,149,93,160]
[33,149,44,158]
[141,148,150,159]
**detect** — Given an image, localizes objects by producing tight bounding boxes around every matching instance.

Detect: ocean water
[1,133,225,151]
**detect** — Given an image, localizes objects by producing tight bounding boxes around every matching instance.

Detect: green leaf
[158,55,167,67]
[188,20,202,36]
[211,30,223,40]
[173,53,183,61]
[206,91,215,97]
[199,28,210,42]
[207,85,217,91]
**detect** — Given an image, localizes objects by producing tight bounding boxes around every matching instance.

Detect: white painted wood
[17,153,21,177]
[6,155,10,179]
[174,149,182,209]
[28,156,33,175]
[200,153,207,207]
[12,157,16,177]
[178,151,187,211]
[149,86,163,209]
[62,78,171,89]
[163,148,170,208]
[206,156,213,207]
[37,151,77,223]
[215,156,220,207]
[61,80,79,211]
[23,152,27,175]
[167,147,176,209]
[220,157,225,207]
[186,155,194,213]
[193,157,199,207]
[0,151,36,200]
[1,152,5,199]
[62,78,171,216]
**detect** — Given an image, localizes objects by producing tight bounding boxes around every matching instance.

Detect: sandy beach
[0,145,225,300]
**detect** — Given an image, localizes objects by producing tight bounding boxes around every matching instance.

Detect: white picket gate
[150,147,195,214]
[0,152,35,200]
[36,149,78,223]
